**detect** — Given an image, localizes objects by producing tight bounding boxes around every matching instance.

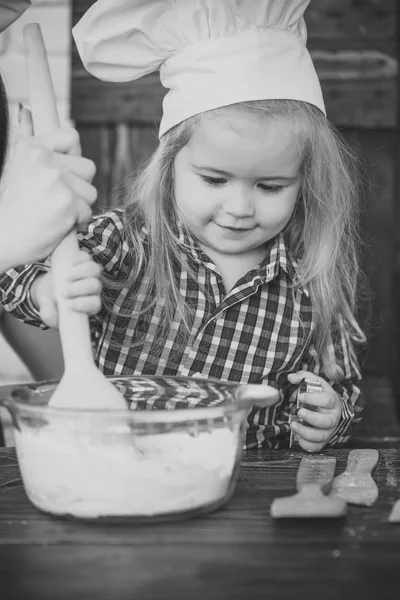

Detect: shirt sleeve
[0,262,50,328]
[77,209,128,277]
[0,209,128,328]
[245,316,364,450]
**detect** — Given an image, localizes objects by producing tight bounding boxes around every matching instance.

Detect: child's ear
[17,105,34,140]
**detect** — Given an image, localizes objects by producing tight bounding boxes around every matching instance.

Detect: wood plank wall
[71,0,397,379]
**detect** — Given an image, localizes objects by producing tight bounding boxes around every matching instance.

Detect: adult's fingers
[17,106,34,141]
[66,126,82,156]
[61,168,98,206]
[74,197,93,225]
[39,127,81,154]
[56,154,96,182]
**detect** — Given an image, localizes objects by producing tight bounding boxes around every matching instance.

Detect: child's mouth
[218,225,253,233]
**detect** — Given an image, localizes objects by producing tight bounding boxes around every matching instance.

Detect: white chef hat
[73,0,325,138]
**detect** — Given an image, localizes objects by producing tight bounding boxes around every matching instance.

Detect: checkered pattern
[0,210,364,448]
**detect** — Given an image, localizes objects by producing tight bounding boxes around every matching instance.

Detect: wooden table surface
[1,446,400,600]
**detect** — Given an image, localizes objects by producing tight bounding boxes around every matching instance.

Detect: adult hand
[0,108,97,274]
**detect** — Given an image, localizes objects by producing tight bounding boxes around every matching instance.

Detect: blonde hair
[105,99,366,377]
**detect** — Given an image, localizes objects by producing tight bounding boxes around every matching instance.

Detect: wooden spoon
[23,23,127,410]
[331,449,379,507]
[270,455,347,518]
[388,499,400,523]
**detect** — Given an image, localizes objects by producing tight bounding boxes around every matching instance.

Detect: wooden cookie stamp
[332,449,379,507]
[270,455,347,518]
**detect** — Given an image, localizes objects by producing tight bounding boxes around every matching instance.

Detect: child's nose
[223,187,255,218]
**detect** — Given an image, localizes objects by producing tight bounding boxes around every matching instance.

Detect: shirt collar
[176,220,306,291]
[257,233,289,283]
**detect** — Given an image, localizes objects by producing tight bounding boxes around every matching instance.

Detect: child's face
[174,107,302,263]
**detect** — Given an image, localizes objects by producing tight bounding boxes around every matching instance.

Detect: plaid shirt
[0,209,364,448]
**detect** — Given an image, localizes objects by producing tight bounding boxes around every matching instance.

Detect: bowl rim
[0,375,262,423]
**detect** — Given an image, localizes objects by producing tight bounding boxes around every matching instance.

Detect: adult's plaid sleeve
[0,210,128,327]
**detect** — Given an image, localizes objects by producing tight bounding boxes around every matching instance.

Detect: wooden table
[1,447,400,600]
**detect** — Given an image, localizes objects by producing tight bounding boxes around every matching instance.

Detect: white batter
[14,422,239,519]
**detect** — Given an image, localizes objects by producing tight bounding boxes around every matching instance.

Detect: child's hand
[32,251,102,328]
[0,108,97,272]
[287,371,342,452]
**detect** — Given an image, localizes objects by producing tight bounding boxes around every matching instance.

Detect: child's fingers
[290,421,328,444]
[39,297,58,328]
[68,249,94,266]
[298,391,337,410]
[68,258,102,280]
[287,371,332,394]
[70,249,92,265]
[69,295,102,315]
[66,277,102,299]
[295,438,325,453]
[297,408,337,430]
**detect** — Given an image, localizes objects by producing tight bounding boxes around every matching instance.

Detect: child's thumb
[39,297,58,328]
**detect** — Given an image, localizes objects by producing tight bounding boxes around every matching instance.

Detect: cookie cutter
[289,377,323,448]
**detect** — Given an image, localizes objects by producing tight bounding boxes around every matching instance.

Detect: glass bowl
[0,375,278,522]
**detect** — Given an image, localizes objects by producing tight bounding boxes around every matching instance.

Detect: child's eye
[200,175,227,186]
[258,183,283,194]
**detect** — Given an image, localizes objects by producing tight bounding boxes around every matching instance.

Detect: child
[0,0,366,452]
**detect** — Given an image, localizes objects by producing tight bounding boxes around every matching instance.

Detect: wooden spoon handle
[296,455,337,494]
[23,23,94,372]
[344,449,379,476]
[389,499,400,522]
[297,483,327,498]
[23,23,59,131]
